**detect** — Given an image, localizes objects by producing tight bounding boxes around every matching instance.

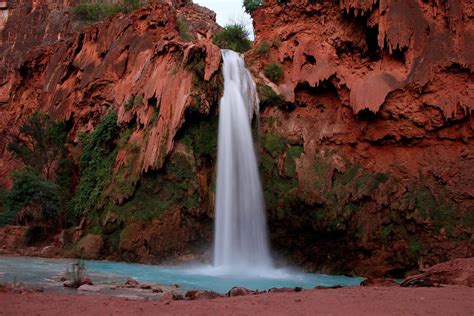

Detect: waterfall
[213,49,273,271]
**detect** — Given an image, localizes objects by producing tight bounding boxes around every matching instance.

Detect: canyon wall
[0,0,472,277]
[0,0,222,263]
[247,0,473,276]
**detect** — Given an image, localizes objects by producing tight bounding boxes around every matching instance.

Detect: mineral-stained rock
[401,258,474,287]
[227,287,254,297]
[185,290,223,300]
[360,278,399,287]
[125,278,139,287]
[77,234,103,259]
[247,0,474,278]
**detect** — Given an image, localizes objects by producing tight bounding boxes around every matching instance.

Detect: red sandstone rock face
[249,0,473,276]
[0,1,221,188]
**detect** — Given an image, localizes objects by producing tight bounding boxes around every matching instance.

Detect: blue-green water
[0,256,363,293]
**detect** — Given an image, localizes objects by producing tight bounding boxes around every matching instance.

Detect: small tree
[264,63,284,82]
[7,112,68,181]
[213,23,252,53]
[243,0,263,14]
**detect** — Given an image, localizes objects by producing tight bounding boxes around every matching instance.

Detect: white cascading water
[213,49,273,272]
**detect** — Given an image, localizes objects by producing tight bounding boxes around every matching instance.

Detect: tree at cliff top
[213,23,252,53]
[243,0,263,14]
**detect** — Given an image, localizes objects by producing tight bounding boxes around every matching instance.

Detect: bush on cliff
[264,63,284,82]
[72,0,142,22]
[213,23,251,53]
[7,112,69,181]
[243,0,263,14]
[70,111,118,219]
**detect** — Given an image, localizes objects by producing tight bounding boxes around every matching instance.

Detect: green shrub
[24,226,48,245]
[243,0,263,14]
[7,112,68,181]
[213,23,251,53]
[70,111,118,218]
[264,63,284,82]
[258,85,283,106]
[256,41,270,56]
[177,16,192,42]
[72,0,142,22]
[5,169,60,225]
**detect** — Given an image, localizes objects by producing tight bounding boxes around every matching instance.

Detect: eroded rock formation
[0,0,221,263]
[247,0,473,276]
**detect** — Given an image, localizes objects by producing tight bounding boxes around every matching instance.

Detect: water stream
[213,50,272,272]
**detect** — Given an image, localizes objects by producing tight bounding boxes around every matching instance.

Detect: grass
[177,16,192,42]
[256,41,271,56]
[72,0,142,22]
[243,0,263,14]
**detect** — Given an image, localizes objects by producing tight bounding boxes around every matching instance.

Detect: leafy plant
[72,0,142,22]
[7,112,68,181]
[264,63,284,82]
[256,41,270,56]
[258,84,283,107]
[64,259,86,288]
[5,169,60,226]
[177,16,192,42]
[70,111,118,218]
[243,0,263,14]
[213,23,251,53]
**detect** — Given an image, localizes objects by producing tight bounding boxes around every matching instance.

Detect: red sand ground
[1,286,473,315]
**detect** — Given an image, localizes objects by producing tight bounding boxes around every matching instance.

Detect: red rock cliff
[247,0,473,276]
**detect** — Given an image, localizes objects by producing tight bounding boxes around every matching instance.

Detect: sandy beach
[1,285,474,316]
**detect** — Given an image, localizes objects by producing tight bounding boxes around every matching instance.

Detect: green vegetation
[243,0,263,14]
[7,112,69,181]
[261,132,286,158]
[179,116,218,161]
[64,259,86,288]
[264,63,284,82]
[115,152,200,221]
[5,169,60,225]
[403,185,457,233]
[177,16,192,42]
[213,23,251,53]
[2,112,71,227]
[72,0,142,22]
[284,146,304,177]
[408,238,423,259]
[256,41,270,56]
[258,85,284,107]
[124,95,144,111]
[70,111,118,219]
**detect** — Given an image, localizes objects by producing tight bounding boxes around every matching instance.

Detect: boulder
[77,234,103,259]
[125,278,139,287]
[227,287,253,297]
[185,290,223,300]
[161,291,185,301]
[78,284,101,292]
[401,258,474,287]
[360,278,399,287]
